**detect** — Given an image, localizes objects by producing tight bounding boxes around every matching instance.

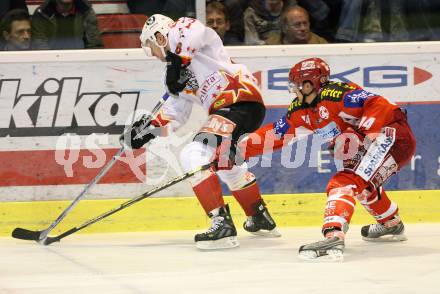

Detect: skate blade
[249,228,282,238]
[362,234,407,242]
[298,249,344,262]
[196,236,240,250]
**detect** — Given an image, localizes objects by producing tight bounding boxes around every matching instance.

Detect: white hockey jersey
[153,17,263,132]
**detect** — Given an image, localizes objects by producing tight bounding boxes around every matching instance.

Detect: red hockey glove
[329,128,370,171]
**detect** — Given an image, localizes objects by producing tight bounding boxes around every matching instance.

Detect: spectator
[297,0,337,41]
[335,0,409,42]
[31,0,103,50]
[279,5,327,44]
[207,0,247,43]
[1,9,31,51]
[206,1,242,45]
[243,0,287,45]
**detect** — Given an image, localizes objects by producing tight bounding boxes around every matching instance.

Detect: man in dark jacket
[31,0,103,50]
[244,0,293,45]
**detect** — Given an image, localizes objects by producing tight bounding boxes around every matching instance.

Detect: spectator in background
[0,0,28,49]
[278,5,327,44]
[335,0,409,42]
[31,0,103,50]
[207,0,247,43]
[297,0,338,42]
[1,9,31,51]
[244,0,289,45]
[206,1,242,45]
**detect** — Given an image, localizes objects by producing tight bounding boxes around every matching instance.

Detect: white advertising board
[0,42,439,201]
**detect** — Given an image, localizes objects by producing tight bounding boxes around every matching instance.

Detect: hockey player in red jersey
[121,14,280,250]
[240,57,416,260]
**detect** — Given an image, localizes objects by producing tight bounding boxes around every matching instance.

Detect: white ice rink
[1,224,439,294]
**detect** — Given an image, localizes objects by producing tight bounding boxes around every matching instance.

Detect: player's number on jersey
[359,116,376,130]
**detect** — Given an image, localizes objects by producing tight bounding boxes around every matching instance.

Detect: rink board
[0,190,439,236]
[1,42,440,201]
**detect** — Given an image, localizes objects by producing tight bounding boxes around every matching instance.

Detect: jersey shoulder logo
[319,81,356,102]
[343,89,376,108]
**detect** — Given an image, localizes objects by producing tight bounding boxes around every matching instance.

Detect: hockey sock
[231,181,262,216]
[322,186,356,233]
[363,189,398,224]
[192,173,224,214]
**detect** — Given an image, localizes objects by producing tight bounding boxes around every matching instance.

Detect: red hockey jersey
[242,81,400,158]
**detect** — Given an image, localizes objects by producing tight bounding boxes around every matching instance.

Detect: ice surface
[1,224,439,294]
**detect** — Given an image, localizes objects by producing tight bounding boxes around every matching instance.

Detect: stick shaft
[40,93,170,241]
[45,163,211,244]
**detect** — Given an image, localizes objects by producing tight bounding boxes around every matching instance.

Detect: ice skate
[298,231,345,262]
[361,216,407,242]
[243,201,281,237]
[195,204,239,250]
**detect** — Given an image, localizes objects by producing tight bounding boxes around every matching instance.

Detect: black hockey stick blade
[11,228,43,241]
[42,236,61,246]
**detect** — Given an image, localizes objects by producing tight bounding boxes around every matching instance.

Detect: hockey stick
[41,162,212,245]
[12,93,170,244]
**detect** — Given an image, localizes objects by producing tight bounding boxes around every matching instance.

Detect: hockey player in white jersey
[122,14,280,250]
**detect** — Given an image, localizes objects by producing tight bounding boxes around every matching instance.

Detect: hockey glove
[211,140,244,171]
[120,116,157,149]
[329,128,369,171]
[165,51,189,95]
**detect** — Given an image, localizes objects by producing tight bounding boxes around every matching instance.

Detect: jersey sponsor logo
[199,72,220,103]
[356,127,396,180]
[273,116,290,138]
[320,88,344,99]
[314,121,341,141]
[286,98,304,118]
[319,106,329,120]
[200,114,236,137]
[213,98,225,109]
[319,82,355,101]
[0,78,139,137]
[344,89,375,108]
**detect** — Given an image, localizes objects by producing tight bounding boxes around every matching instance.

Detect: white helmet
[140,14,174,48]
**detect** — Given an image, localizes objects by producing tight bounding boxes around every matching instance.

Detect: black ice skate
[361,216,407,242]
[195,204,239,250]
[243,200,281,237]
[298,231,345,262]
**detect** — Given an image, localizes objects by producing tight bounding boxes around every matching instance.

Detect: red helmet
[288,58,330,92]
